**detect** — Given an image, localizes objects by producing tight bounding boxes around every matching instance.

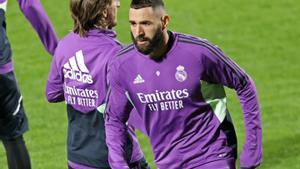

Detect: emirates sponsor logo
[136,89,189,111]
[64,84,99,108]
[137,89,189,104]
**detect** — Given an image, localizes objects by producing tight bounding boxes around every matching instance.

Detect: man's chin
[136,46,152,55]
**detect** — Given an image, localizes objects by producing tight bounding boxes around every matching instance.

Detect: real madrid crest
[175,65,187,82]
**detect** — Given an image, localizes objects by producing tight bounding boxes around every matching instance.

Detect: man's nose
[136,25,144,36]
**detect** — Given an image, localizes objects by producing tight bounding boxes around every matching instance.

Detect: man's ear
[161,15,169,30]
[102,8,108,18]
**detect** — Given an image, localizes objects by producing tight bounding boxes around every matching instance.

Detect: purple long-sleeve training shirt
[105,32,262,169]
[46,30,121,112]
[46,29,144,169]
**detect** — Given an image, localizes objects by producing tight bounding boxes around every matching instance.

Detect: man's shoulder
[117,43,136,57]
[114,44,136,61]
[56,32,119,52]
[52,32,79,63]
[57,32,76,47]
[108,44,136,70]
[175,32,221,53]
[176,32,211,46]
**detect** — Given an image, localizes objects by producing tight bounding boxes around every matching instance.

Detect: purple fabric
[105,32,262,168]
[18,0,58,55]
[0,0,6,4]
[46,29,120,112]
[0,61,13,74]
[46,29,144,168]
[128,109,148,135]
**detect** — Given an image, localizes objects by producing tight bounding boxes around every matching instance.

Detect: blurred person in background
[0,0,57,168]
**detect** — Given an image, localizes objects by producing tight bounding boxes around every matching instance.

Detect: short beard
[131,27,163,55]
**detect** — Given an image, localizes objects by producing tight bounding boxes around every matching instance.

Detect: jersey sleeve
[127,108,148,135]
[105,62,133,169]
[201,45,262,168]
[18,0,58,55]
[0,0,7,12]
[45,50,64,102]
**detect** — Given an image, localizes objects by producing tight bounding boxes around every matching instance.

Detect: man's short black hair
[130,0,164,9]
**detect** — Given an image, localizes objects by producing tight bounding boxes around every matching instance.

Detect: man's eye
[143,22,151,26]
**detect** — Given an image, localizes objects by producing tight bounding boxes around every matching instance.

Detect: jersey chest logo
[133,74,145,84]
[175,65,187,82]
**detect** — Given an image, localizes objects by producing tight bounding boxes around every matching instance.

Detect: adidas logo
[63,50,93,84]
[133,74,145,84]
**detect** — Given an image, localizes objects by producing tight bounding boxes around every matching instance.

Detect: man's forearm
[18,0,58,55]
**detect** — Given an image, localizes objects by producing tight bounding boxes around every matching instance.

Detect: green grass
[1,0,300,168]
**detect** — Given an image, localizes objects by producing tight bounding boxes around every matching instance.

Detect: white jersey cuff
[0,1,7,12]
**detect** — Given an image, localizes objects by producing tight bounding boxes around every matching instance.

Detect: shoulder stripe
[178,34,244,75]
[178,34,204,42]
[178,37,248,85]
[178,35,244,74]
[117,44,134,57]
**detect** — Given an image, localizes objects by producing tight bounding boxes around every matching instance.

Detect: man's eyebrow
[129,20,153,23]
